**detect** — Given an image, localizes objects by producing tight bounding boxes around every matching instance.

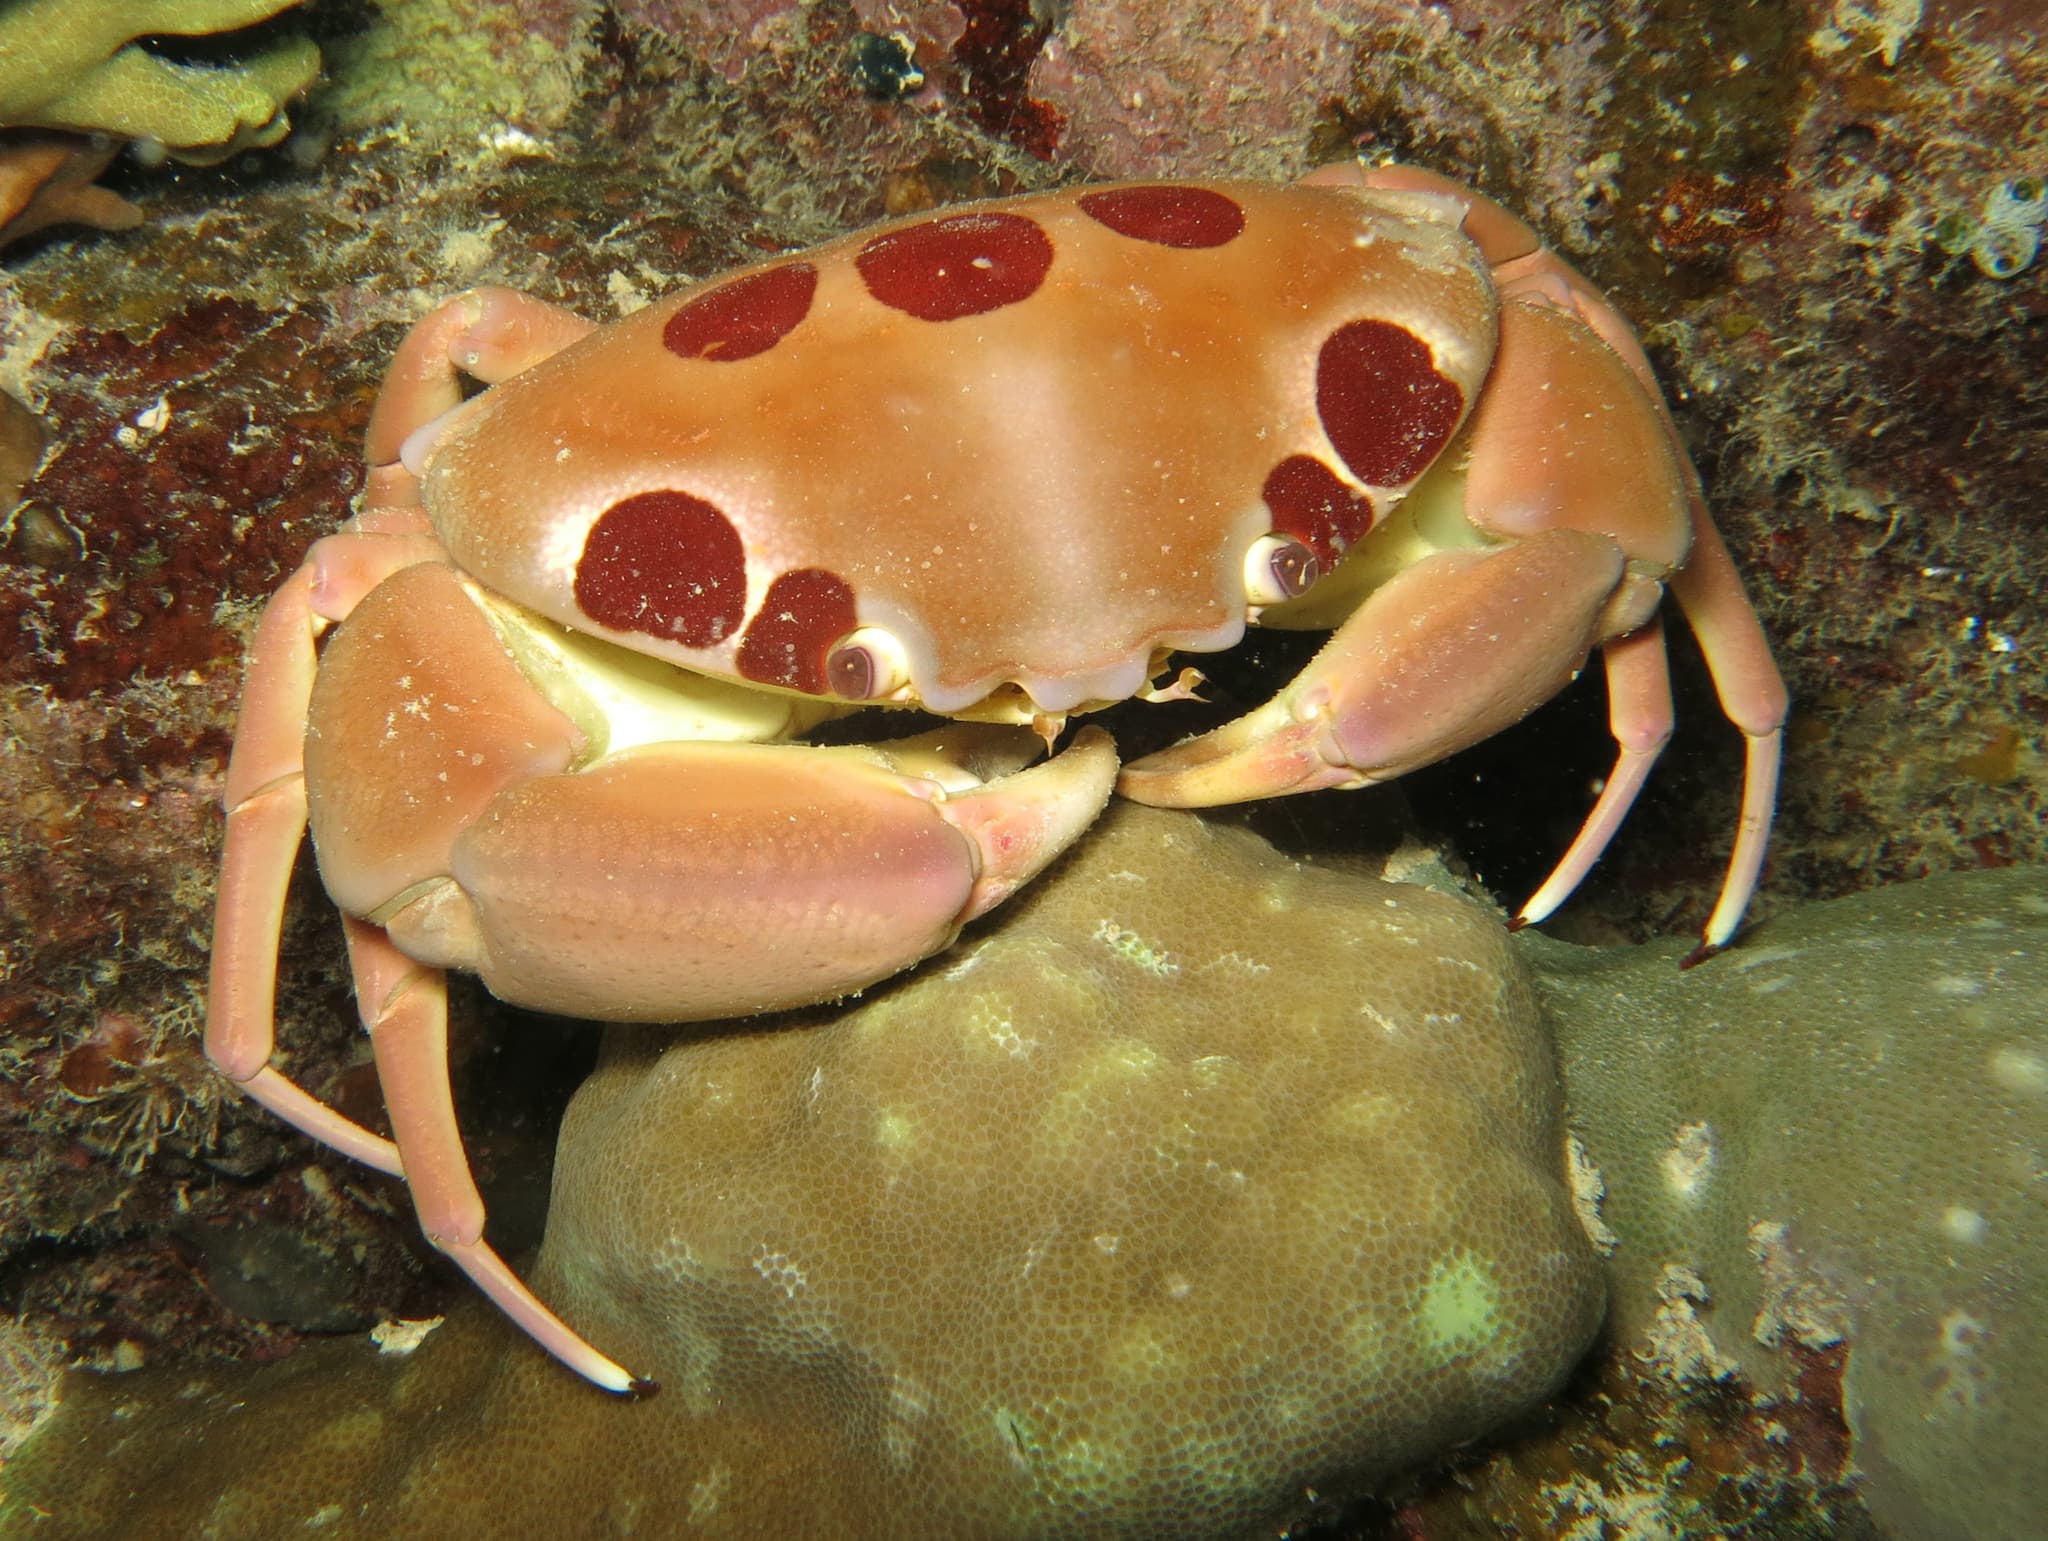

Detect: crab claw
[935,726,1119,921]
[369,723,1118,1025]
[1118,530,1627,807]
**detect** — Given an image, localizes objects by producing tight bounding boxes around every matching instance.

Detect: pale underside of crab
[207,165,1787,1394]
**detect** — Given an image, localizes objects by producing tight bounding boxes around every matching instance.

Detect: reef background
[0,0,2040,1535]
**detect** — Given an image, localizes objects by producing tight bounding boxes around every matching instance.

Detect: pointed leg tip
[581,1359,655,1397]
[1506,915,1531,933]
[1679,938,1722,971]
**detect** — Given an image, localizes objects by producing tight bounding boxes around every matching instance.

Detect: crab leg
[1665,502,1787,963]
[1511,619,1673,930]
[1135,161,1788,953]
[1341,162,1789,953]
[396,730,1120,1025]
[343,916,649,1395]
[208,291,591,1165]
[331,731,1113,1396]
[364,286,594,478]
[206,516,442,1176]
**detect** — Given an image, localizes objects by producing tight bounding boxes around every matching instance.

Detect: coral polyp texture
[0,805,1604,1539]
[1533,865,2048,1541]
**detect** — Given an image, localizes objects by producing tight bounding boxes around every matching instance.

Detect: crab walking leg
[206,518,444,1177]
[1667,502,1788,962]
[1512,620,1675,930]
[1368,161,1789,951]
[342,919,648,1396]
[365,287,596,479]
[1392,162,1789,953]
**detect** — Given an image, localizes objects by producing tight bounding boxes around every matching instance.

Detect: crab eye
[1244,533,1321,605]
[825,626,911,700]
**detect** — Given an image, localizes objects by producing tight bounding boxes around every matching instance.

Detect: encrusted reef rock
[0,804,1603,1539]
[1532,866,2048,1541]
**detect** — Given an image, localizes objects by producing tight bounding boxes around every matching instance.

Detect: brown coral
[0,0,315,154]
[0,0,318,247]
[1535,863,2048,1541]
[0,804,1603,1538]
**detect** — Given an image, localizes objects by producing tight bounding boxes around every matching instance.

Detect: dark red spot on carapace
[855,211,1054,322]
[1261,456,1375,566]
[1078,185,1246,249]
[662,263,817,363]
[738,569,859,694]
[1316,319,1465,488]
[575,490,746,647]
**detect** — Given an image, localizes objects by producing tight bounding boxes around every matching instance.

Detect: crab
[206,164,1787,1395]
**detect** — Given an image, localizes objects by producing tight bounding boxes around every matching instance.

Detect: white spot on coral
[941,942,990,980]
[750,1246,807,1299]
[1927,1309,1990,1414]
[1202,1159,1247,1191]
[1198,950,1270,976]
[1730,945,1803,973]
[1747,1219,1848,1350]
[1988,1045,2047,1094]
[1644,1263,1739,1382]
[436,220,504,279]
[1940,1206,1988,1245]
[1660,1121,1716,1203]
[687,1463,732,1523]
[605,268,652,316]
[975,1001,1036,1060]
[1810,0,1921,67]
[1566,1134,1618,1254]
[881,1375,931,1469]
[1092,919,1178,976]
[1418,1251,1504,1359]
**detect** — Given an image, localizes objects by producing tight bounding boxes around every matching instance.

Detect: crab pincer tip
[624,1377,661,1400]
[1506,915,1531,933]
[1678,938,1721,971]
